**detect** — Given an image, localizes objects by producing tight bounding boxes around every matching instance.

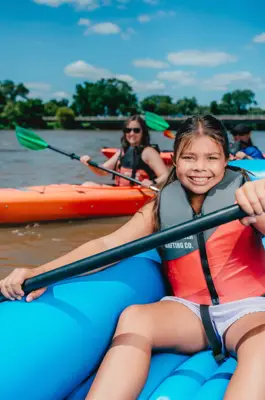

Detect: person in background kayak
[80,115,168,188]
[229,123,264,160]
[2,115,265,400]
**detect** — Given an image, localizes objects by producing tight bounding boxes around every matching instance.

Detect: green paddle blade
[145,111,170,131]
[16,126,49,151]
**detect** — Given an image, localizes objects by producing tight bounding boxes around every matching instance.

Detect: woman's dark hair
[121,115,151,152]
[152,114,245,231]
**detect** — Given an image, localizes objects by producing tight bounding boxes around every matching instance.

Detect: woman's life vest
[114,146,157,186]
[159,169,265,305]
[243,145,264,159]
[230,140,264,159]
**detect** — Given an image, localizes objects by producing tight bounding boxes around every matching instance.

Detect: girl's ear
[170,154,177,167]
[224,157,229,167]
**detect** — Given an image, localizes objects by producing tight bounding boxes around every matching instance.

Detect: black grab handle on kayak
[0,204,246,303]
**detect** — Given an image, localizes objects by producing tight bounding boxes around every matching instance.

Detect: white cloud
[77,0,100,9]
[53,91,70,98]
[134,80,165,92]
[33,0,67,6]
[114,74,165,92]
[25,82,69,100]
[64,60,112,79]
[120,27,136,40]
[137,10,175,23]
[78,18,91,26]
[157,70,197,85]
[156,10,175,17]
[33,0,101,11]
[143,0,159,4]
[167,50,237,67]
[25,82,52,91]
[253,32,265,43]
[65,61,165,93]
[115,74,134,83]
[202,71,265,91]
[88,22,121,34]
[79,19,131,39]
[133,58,169,69]
[138,14,151,23]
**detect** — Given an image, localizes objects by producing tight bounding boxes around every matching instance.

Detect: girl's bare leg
[86,301,208,400]
[224,312,265,400]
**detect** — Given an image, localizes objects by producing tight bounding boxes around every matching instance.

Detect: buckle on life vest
[212,350,227,365]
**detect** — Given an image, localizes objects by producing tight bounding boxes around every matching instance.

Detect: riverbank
[2,115,265,131]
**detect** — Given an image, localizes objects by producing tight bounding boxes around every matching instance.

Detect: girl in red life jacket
[80,115,168,189]
[2,115,265,400]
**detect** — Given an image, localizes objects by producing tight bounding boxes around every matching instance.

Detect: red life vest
[115,146,157,187]
[159,169,265,305]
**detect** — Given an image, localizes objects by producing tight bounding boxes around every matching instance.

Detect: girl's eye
[182,156,194,160]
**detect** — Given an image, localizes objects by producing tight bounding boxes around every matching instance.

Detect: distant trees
[56,107,75,129]
[0,79,264,129]
[209,90,257,115]
[72,78,138,116]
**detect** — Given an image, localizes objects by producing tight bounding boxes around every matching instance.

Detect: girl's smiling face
[176,134,228,195]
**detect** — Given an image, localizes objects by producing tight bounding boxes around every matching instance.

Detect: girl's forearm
[36,238,108,275]
[88,165,109,176]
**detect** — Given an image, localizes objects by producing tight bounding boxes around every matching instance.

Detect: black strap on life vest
[131,146,141,180]
[113,144,159,183]
[200,305,228,365]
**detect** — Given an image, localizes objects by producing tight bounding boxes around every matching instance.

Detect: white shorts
[161,295,265,352]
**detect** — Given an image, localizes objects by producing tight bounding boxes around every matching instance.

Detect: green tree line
[1,79,264,129]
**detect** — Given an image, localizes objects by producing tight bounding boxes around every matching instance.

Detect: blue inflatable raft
[1,159,265,399]
[0,250,237,400]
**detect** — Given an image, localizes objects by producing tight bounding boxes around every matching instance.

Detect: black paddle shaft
[0,204,246,303]
[47,145,159,192]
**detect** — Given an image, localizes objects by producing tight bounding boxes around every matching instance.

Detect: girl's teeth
[191,177,208,182]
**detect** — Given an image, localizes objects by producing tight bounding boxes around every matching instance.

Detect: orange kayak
[0,184,154,225]
[101,147,173,166]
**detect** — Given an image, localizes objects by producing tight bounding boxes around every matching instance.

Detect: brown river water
[1,129,265,280]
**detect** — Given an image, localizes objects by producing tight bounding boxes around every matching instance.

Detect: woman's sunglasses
[124,128,141,134]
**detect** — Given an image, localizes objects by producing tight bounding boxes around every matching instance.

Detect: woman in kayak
[2,115,265,400]
[229,123,264,160]
[80,115,168,188]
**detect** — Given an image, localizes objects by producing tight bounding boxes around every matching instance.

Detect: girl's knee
[237,325,265,358]
[116,305,152,338]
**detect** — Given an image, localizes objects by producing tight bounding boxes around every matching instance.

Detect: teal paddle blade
[145,111,170,131]
[16,126,49,151]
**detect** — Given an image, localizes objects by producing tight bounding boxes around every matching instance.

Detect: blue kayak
[1,159,265,399]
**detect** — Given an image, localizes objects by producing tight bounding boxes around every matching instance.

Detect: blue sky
[1,0,265,106]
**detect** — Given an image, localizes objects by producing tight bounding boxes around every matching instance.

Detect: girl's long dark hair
[121,115,151,152]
